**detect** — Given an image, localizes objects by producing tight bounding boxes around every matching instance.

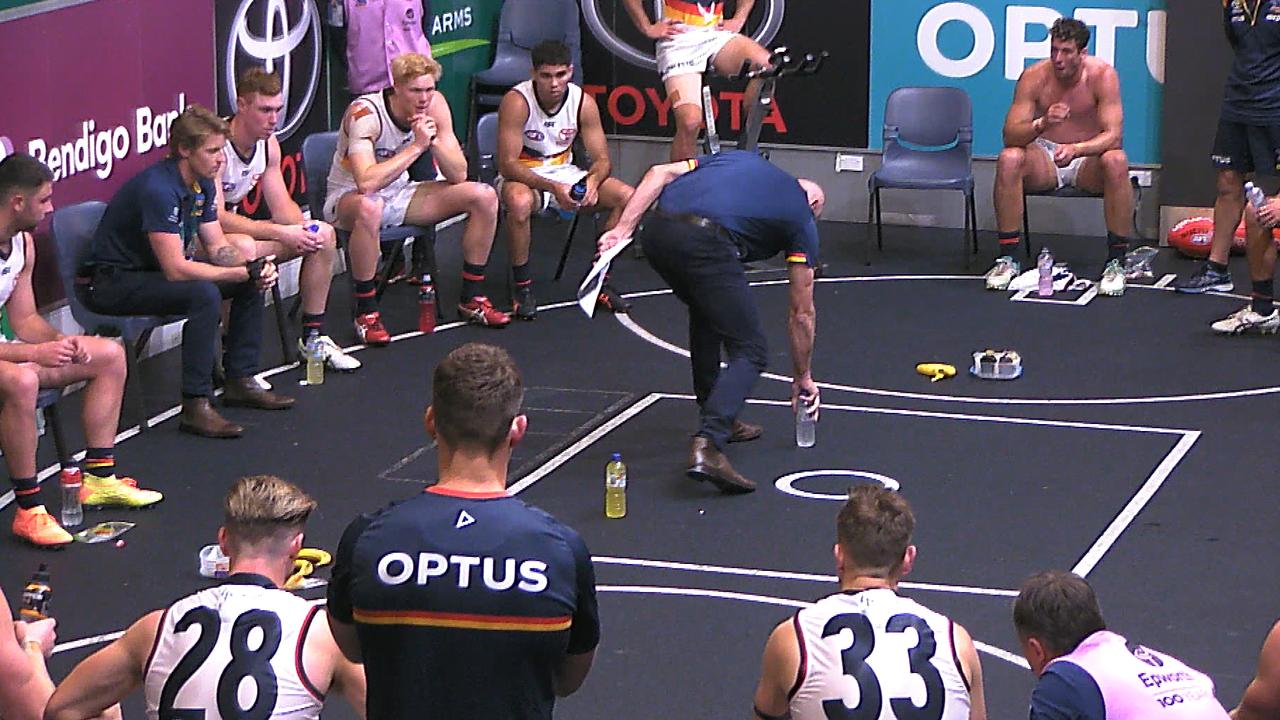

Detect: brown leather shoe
[728,419,763,443]
[179,398,243,438]
[222,378,295,410]
[687,436,755,494]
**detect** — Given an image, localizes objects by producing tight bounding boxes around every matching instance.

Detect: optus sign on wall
[869,1,1165,163]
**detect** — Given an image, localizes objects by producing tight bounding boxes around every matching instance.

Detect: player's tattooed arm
[211,245,243,267]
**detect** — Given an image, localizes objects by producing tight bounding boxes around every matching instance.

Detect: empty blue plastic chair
[50,201,182,432]
[300,131,438,316]
[868,87,978,261]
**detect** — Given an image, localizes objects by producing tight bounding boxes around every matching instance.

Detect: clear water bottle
[795,397,817,448]
[304,335,324,386]
[604,452,627,519]
[60,467,82,528]
[1037,247,1054,297]
[1246,181,1267,209]
[418,273,436,333]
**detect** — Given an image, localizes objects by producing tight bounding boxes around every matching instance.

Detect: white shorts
[656,28,738,81]
[324,179,424,229]
[1033,138,1087,189]
[497,164,589,213]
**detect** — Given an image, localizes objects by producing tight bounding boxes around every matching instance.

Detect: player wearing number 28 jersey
[751,485,987,720]
[44,476,366,720]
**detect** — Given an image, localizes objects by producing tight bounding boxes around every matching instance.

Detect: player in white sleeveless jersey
[45,476,366,720]
[218,68,359,372]
[496,40,635,320]
[0,154,161,549]
[752,485,986,720]
[622,0,774,161]
[325,52,508,343]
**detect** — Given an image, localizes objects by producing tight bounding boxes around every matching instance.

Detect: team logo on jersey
[167,206,180,223]
[543,120,556,128]
[1131,644,1165,668]
[375,148,396,159]
[558,128,577,144]
[455,510,475,529]
[525,130,545,142]
[222,182,237,192]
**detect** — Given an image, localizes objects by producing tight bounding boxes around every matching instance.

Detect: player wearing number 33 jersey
[751,485,987,720]
[43,476,367,720]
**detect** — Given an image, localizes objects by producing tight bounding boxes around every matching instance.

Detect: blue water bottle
[559,180,587,220]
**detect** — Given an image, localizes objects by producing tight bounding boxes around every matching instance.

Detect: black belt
[651,207,722,233]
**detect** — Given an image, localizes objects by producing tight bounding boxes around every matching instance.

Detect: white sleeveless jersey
[327,90,415,195]
[0,233,27,311]
[221,132,267,205]
[144,579,325,720]
[509,80,582,175]
[790,588,972,720]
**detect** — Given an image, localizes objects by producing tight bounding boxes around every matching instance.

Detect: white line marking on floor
[1070,430,1201,577]
[507,394,664,495]
[1154,274,1176,288]
[616,279,1280,406]
[593,556,1019,597]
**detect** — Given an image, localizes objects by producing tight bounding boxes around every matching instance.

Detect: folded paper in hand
[578,236,633,317]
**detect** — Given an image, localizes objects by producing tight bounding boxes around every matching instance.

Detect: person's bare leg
[664,73,705,161]
[1246,214,1277,284]
[596,178,636,232]
[1212,169,1247,266]
[501,181,537,267]
[36,337,125,449]
[1074,149,1133,237]
[334,192,385,283]
[0,362,39,479]
[403,181,499,266]
[711,35,774,122]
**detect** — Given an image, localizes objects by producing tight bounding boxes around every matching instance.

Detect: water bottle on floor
[795,395,817,448]
[1037,247,1054,296]
[605,453,627,519]
[418,273,436,334]
[304,335,324,386]
[60,467,82,528]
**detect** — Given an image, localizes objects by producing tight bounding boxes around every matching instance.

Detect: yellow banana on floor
[297,547,332,568]
[915,362,957,382]
[285,559,315,590]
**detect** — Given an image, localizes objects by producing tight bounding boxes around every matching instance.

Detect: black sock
[1106,232,1130,262]
[1208,259,1229,274]
[83,447,116,479]
[512,263,532,287]
[1252,280,1274,314]
[354,279,378,315]
[997,230,1021,258]
[302,313,324,342]
[461,262,486,301]
[11,477,40,509]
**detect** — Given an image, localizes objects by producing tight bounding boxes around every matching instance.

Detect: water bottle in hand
[1037,247,1054,297]
[559,180,587,220]
[1247,182,1267,209]
[795,395,817,448]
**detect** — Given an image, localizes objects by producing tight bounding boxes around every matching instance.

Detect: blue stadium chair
[474,112,587,282]
[50,201,181,432]
[299,131,439,319]
[867,87,978,263]
[467,0,581,158]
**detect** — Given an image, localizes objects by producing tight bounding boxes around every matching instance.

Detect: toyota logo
[581,0,786,71]
[224,0,321,142]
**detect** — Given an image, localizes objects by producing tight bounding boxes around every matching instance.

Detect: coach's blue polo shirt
[88,158,217,271]
[656,150,820,267]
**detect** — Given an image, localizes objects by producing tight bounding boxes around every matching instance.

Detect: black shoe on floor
[597,284,632,313]
[513,285,537,321]
[1173,264,1232,294]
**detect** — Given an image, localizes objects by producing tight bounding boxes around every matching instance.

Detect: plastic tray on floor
[971,349,1022,380]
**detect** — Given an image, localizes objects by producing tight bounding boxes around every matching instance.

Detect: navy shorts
[1212,118,1280,175]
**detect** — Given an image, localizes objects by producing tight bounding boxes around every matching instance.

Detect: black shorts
[1212,118,1280,175]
